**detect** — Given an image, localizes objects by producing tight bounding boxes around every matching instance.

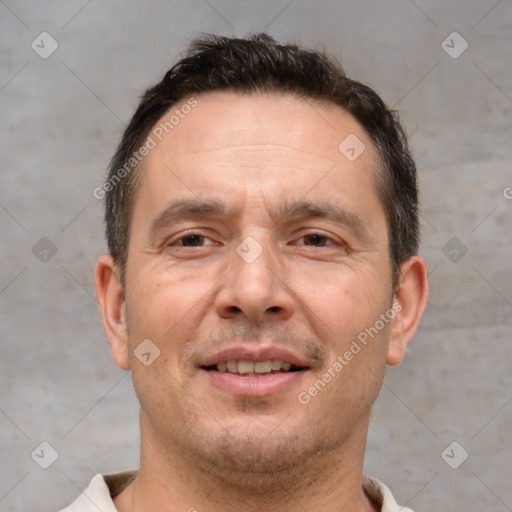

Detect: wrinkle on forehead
[146,92,377,167]
[165,144,337,174]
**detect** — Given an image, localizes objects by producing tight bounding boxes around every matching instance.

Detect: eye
[169,232,216,247]
[294,233,336,247]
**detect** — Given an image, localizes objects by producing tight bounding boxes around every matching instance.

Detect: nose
[214,236,295,324]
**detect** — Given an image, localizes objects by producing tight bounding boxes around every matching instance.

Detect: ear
[386,255,429,366]
[95,254,130,370]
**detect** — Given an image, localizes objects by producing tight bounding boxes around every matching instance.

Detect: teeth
[237,361,254,374]
[226,360,238,373]
[215,359,295,374]
[254,361,272,373]
[271,359,282,370]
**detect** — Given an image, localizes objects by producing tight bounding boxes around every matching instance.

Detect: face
[108,93,401,476]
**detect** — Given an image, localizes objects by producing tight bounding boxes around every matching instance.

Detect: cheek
[125,267,212,367]
[293,264,390,348]
[127,269,195,330]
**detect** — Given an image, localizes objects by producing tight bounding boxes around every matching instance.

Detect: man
[62,33,428,511]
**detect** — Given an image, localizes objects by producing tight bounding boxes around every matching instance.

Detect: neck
[115,414,378,512]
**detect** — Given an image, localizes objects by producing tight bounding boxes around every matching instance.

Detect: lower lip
[202,369,307,397]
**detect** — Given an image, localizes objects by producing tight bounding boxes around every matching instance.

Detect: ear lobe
[94,254,130,370]
[386,255,429,366]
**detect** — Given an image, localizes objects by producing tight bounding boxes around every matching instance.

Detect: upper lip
[199,344,311,368]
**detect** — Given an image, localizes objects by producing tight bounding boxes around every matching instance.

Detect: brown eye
[299,234,334,247]
[180,234,206,247]
[169,232,216,247]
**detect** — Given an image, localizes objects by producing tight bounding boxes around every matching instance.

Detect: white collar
[59,471,414,512]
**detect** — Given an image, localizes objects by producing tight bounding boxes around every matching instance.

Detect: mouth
[199,348,311,397]
[202,359,306,377]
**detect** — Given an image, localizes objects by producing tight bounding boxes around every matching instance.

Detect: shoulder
[57,471,137,512]
[363,474,415,512]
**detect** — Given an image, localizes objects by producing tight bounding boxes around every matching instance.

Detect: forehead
[148,92,376,165]
[132,92,384,227]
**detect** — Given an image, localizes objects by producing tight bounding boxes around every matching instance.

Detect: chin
[184,415,346,478]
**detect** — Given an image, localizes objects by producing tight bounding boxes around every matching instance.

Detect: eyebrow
[148,197,371,241]
[148,198,230,235]
[269,198,369,237]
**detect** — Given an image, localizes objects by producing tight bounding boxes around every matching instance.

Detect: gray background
[1,1,511,510]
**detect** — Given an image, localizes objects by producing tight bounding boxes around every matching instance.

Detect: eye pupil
[182,235,202,246]
[306,234,325,246]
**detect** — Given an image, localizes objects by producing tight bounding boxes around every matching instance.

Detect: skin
[95,92,428,512]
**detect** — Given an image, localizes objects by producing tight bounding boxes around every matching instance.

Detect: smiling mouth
[202,359,308,377]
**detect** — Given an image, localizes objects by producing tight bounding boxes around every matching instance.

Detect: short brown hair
[104,33,419,288]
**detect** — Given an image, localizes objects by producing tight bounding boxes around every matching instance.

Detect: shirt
[58,471,414,512]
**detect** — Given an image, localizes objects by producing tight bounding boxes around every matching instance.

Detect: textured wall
[1,1,511,511]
